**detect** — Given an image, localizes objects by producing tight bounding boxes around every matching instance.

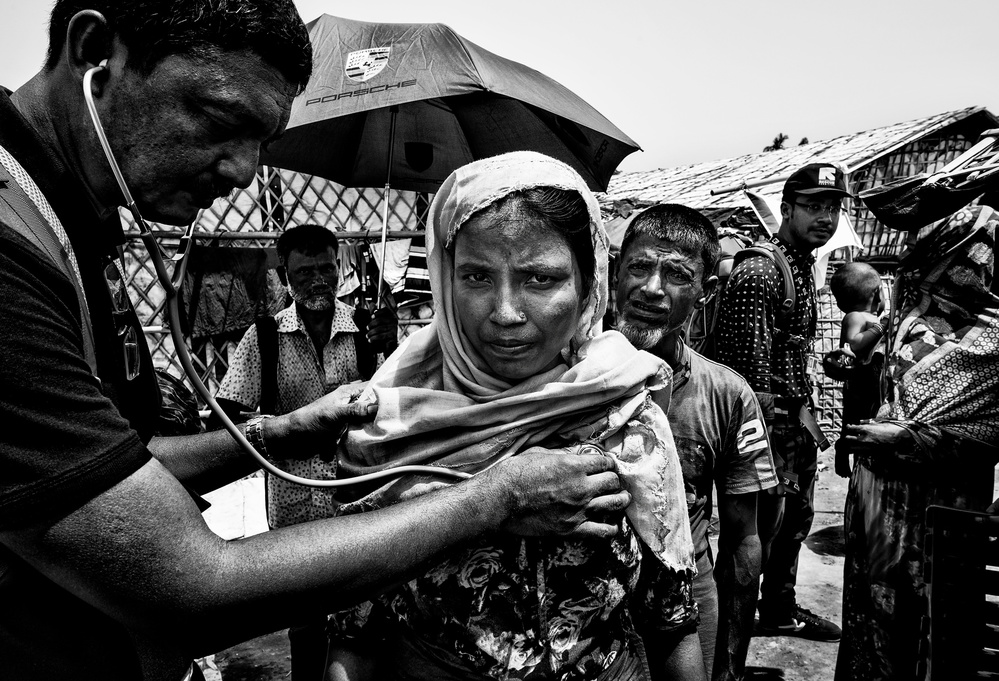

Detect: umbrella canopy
[262,14,640,193]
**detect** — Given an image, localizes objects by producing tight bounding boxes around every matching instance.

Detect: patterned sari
[835,204,999,681]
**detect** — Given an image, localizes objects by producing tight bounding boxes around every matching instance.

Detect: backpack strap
[767,243,797,322]
[255,315,279,414]
[733,241,796,327]
[0,155,99,376]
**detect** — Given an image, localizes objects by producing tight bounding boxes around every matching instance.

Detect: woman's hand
[491,445,631,539]
[839,421,912,456]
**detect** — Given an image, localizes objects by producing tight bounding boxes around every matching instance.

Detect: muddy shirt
[662,342,778,573]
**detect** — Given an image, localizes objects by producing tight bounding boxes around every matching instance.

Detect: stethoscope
[83,62,470,488]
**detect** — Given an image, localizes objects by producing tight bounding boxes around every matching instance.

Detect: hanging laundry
[398,236,432,309]
[337,240,364,298]
[368,238,412,294]
[181,243,286,339]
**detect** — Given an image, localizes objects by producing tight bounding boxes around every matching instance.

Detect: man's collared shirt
[217,300,361,528]
[715,235,817,407]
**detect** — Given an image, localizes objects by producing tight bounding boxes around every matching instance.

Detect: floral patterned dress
[333,525,692,681]
[331,402,696,681]
[835,205,999,681]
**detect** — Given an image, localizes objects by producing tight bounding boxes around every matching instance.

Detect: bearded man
[214,223,395,679]
[615,204,778,681]
[0,2,635,678]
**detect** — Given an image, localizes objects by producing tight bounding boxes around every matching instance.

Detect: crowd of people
[0,1,996,681]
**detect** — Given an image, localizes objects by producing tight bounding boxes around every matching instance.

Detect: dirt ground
[742,447,848,681]
[208,448,852,680]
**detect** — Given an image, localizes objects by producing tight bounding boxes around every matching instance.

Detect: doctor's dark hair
[619,203,720,283]
[277,224,340,267]
[46,0,312,91]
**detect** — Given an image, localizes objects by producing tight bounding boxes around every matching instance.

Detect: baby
[829,262,888,477]
[831,262,887,364]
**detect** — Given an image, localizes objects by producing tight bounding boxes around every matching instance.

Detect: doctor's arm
[148,385,373,494]
[0,445,629,657]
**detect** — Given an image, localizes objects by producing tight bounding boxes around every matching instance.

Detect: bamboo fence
[121,167,429,397]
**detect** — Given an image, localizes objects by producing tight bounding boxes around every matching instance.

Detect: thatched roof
[598,106,999,216]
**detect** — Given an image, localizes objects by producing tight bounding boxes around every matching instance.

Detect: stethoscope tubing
[82,64,470,488]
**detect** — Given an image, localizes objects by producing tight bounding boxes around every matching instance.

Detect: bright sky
[2,0,997,173]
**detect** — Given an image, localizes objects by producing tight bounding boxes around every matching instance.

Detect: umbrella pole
[376,105,399,312]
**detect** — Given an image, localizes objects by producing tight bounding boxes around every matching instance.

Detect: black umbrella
[261,15,641,302]
[263,14,640,193]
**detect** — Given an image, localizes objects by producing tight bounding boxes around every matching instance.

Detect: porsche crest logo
[345,48,391,83]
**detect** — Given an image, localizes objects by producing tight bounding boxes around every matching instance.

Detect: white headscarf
[341,152,693,571]
[427,150,609,397]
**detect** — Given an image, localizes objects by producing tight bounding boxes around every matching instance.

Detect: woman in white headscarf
[326,152,699,681]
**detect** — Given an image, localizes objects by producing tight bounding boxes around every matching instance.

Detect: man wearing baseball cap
[715,163,851,643]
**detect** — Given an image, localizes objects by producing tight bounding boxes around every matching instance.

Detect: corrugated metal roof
[600,106,995,210]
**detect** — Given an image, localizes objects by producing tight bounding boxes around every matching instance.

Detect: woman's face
[452,198,586,383]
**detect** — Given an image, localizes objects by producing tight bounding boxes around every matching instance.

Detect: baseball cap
[784,163,853,198]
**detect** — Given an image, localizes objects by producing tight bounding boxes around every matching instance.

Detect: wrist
[244,414,274,458]
[263,411,293,442]
[256,412,298,459]
[465,466,509,534]
[870,322,885,337]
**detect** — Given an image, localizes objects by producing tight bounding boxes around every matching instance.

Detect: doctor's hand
[264,386,376,460]
[484,445,630,540]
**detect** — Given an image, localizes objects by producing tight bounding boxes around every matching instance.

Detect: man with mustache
[0,2,632,679]
[615,204,778,681]
[213,224,397,679]
[716,163,849,643]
